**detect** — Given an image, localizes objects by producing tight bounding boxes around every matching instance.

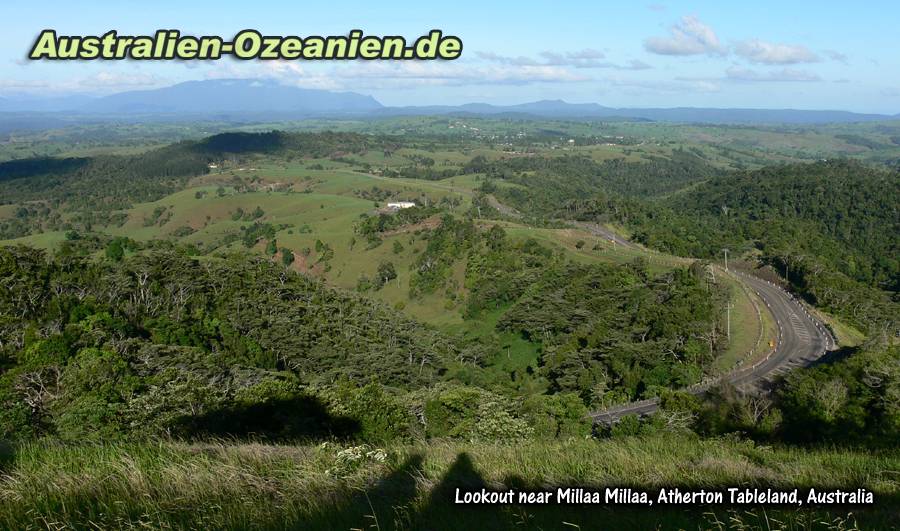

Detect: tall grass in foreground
[0,436,896,530]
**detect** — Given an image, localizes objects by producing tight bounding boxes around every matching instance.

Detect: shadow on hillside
[810,345,857,367]
[178,393,360,441]
[0,156,90,181]
[198,131,286,154]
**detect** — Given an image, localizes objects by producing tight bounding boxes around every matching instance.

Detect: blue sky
[2,0,898,112]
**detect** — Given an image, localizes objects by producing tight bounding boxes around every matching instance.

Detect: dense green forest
[461,224,726,405]
[471,148,718,206]
[0,245,472,441]
[682,341,900,447]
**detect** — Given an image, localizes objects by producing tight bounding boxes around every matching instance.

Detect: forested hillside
[0,218,732,442]
[630,160,899,336]
[473,148,718,211]
[0,246,471,440]
[663,160,898,290]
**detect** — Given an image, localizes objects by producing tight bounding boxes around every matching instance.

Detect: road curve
[419,194,835,424]
[573,221,636,249]
[590,270,835,424]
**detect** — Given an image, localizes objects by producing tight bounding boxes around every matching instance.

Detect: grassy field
[711,269,777,374]
[811,309,868,348]
[1,437,895,530]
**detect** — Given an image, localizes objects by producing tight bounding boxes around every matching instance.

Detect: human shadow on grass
[409,452,492,530]
[295,453,426,530]
[284,452,491,531]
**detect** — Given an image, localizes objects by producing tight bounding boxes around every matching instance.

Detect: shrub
[522,393,591,439]
[318,381,415,443]
[424,385,532,442]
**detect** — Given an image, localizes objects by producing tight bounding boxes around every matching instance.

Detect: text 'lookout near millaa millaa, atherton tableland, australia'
[0,1,898,530]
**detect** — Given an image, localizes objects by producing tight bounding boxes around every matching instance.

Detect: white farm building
[386,202,417,210]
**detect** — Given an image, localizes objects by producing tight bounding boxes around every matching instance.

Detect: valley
[0,119,896,530]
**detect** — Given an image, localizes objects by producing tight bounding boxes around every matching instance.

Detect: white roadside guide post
[726,302,732,340]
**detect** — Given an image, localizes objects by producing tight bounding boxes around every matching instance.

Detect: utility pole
[723,248,729,271]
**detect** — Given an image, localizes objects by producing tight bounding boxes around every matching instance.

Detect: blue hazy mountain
[78,79,383,115]
[0,81,896,124]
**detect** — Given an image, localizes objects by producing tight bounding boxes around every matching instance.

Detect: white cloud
[605,76,720,93]
[474,51,541,66]
[0,70,169,95]
[539,48,605,65]
[725,67,821,82]
[734,39,819,65]
[823,50,848,64]
[623,60,653,71]
[0,79,50,90]
[478,50,605,68]
[203,59,591,91]
[478,50,651,70]
[644,15,725,56]
[78,71,167,89]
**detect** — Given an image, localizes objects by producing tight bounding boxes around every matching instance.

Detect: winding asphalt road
[589,269,835,424]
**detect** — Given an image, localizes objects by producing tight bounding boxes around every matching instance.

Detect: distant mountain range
[377,100,897,124]
[0,80,382,118]
[1,79,897,125]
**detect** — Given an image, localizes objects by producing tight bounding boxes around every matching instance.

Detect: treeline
[0,143,208,212]
[665,160,898,289]
[354,205,439,248]
[197,130,386,157]
[467,148,718,205]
